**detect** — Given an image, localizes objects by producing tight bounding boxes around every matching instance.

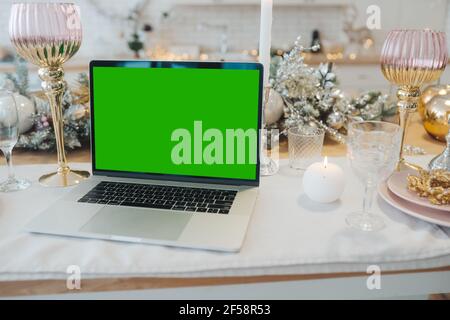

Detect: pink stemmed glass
[381,29,448,171]
[9,3,90,187]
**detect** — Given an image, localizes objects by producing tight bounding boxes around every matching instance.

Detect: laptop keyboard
[78,181,237,214]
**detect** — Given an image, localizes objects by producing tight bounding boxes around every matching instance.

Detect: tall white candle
[259,0,273,87]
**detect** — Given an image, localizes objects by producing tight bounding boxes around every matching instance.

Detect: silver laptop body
[26,60,263,252]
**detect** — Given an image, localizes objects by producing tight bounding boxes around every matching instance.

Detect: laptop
[26,60,263,252]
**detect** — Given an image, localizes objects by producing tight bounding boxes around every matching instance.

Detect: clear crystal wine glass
[347,121,402,232]
[9,2,90,187]
[0,90,31,192]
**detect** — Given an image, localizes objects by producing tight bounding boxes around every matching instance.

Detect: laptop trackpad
[80,206,191,241]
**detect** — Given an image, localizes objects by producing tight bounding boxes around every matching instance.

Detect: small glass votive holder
[288,126,325,170]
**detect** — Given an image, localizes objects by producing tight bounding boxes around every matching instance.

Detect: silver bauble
[0,92,35,134]
[264,89,285,125]
[306,120,319,129]
[14,94,35,134]
[326,111,345,130]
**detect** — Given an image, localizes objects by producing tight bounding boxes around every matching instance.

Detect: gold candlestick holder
[381,29,448,171]
[38,67,90,187]
[395,86,422,171]
[9,3,90,187]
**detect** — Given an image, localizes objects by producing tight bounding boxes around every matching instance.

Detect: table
[2,114,450,299]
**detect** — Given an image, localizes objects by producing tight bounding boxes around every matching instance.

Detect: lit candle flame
[324,156,328,168]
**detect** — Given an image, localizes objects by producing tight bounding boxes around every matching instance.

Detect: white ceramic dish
[378,182,450,228]
[387,170,450,212]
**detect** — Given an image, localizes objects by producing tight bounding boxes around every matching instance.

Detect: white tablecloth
[0,156,449,281]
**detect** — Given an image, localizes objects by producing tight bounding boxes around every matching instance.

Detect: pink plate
[378,182,450,228]
[387,170,450,213]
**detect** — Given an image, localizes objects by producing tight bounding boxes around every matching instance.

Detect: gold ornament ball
[419,84,450,120]
[422,93,450,141]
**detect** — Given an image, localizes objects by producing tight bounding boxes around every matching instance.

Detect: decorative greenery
[5,56,29,96]
[2,59,91,151]
[271,36,397,144]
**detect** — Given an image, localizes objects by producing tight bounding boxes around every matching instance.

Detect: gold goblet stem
[40,67,68,171]
[38,67,90,187]
[396,86,422,171]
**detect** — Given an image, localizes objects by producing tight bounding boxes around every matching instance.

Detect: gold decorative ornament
[407,169,450,205]
[418,84,450,118]
[418,85,450,141]
[422,94,450,141]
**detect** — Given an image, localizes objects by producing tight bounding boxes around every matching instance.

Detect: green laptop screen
[92,66,260,181]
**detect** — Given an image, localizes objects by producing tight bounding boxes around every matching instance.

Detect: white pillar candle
[302,157,346,204]
[259,0,273,87]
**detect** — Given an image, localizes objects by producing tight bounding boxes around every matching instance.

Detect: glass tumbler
[288,126,325,170]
